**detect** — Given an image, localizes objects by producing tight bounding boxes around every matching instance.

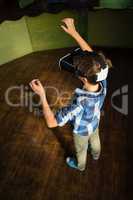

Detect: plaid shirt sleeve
[101,79,107,91]
[55,102,83,127]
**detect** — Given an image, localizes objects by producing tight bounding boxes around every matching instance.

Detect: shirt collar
[75,82,103,97]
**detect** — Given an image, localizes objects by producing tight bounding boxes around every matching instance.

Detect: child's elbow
[47,125,56,129]
[46,118,58,129]
[47,122,58,129]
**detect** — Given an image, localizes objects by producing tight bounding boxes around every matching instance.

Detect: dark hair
[73,51,112,84]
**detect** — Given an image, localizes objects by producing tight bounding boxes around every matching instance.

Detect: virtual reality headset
[59,48,109,83]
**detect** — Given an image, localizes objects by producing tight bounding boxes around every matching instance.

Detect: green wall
[87,10,133,47]
[0,17,32,66]
[0,10,133,66]
[26,11,79,51]
[0,11,79,66]
[18,0,34,8]
[100,0,133,9]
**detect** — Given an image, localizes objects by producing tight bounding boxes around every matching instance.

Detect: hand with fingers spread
[61,17,93,52]
[29,79,46,98]
[29,79,58,128]
[61,18,77,36]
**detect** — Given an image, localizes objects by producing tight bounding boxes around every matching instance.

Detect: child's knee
[91,142,101,155]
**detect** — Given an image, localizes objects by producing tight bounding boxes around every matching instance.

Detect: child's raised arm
[61,18,93,52]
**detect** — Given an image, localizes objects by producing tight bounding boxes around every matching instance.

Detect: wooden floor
[0,48,129,200]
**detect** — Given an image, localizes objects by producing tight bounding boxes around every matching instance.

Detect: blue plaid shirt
[55,80,107,136]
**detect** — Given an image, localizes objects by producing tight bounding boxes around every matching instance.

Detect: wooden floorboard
[0,48,129,200]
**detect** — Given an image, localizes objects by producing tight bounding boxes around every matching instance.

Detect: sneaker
[92,154,100,160]
[66,157,85,171]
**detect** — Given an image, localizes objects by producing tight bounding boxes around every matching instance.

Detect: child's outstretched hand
[29,79,46,98]
[61,18,77,36]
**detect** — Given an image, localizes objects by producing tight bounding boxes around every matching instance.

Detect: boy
[30,18,110,171]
